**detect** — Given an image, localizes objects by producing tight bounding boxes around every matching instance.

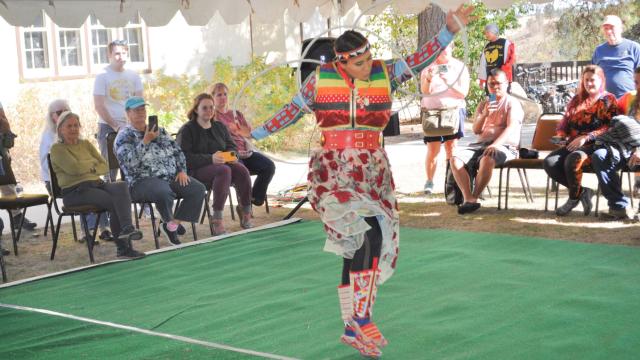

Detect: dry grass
[3,190,640,284]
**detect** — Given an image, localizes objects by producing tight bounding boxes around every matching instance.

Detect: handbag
[421,108,459,136]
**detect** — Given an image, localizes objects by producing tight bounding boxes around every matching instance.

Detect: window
[124,15,145,63]
[22,13,49,69]
[58,29,82,66]
[17,12,150,81]
[89,15,112,65]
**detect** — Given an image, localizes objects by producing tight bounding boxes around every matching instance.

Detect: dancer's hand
[446,4,475,33]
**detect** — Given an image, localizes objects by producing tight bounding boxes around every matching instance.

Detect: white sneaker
[424,180,434,195]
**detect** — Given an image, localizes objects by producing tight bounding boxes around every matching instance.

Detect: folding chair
[200,175,270,230]
[0,235,6,282]
[0,175,50,257]
[47,155,106,263]
[497,113,562,210]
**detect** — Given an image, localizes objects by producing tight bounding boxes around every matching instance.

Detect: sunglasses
[53,109,70,116]
[109,39,127,46]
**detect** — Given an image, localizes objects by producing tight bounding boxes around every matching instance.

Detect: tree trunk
[417,5,446,49]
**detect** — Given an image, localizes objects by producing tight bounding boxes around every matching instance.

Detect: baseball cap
[125,96,148,110]
[602,15,623,28]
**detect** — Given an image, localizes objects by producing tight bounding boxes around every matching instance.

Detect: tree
[556,0,640,59]
[417,1,523,114]
[417,5,446,48]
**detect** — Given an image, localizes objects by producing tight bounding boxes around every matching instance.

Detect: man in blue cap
[478,23,516,89]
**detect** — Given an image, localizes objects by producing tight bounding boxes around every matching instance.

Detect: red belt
[320,130,382,149]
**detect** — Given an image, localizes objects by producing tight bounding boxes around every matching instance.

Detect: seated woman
[49,111,145,259]
[115,96,206,245]
[177,93,253,235]
[543,65,619,216]
[40,99,110,242]
[211,83,276,207]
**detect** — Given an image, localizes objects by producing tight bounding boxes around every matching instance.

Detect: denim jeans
[590,146,629,210]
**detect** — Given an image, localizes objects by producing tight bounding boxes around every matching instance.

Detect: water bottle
[15,183,23,197]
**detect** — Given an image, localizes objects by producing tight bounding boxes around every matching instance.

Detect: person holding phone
[420,43,469,195]
[115,96,205,245]
[177,93,253,235]
[450,68,523,214]
[543,65,618,216]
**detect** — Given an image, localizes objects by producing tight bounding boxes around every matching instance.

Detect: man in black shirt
[478,23,516,90]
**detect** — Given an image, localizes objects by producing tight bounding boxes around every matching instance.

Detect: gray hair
[56,111,81,143]
[44,99,70,136]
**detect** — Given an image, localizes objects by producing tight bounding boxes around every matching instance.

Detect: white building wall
[0,15,21,104]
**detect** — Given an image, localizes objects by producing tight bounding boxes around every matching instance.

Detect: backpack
[595,115,640,156]
[444,161,477,206]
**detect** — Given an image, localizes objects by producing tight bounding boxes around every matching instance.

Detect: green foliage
[145,57,317,153]
[365,2,524,116]
[556,0,640,60]
[4,82,100,187]
[451,1,524,114]
[366,8,418,58]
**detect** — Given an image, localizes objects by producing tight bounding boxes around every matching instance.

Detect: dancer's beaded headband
[334,42,370,61]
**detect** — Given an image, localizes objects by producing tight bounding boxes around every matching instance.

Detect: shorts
[454,142,518,168]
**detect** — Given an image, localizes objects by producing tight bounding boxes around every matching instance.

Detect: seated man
[591,115,640,220]
[114,97,206,245]
[450,69,523,214]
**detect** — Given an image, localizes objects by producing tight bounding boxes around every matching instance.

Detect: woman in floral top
[114,96,205,245]
[543,65,619,216]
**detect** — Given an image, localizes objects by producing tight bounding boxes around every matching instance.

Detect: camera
[437,64,448,74]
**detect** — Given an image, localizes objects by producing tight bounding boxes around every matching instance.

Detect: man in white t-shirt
[94,40,143,181]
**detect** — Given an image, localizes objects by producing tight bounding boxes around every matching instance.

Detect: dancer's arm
[387,5,474,91]
[248,74,317,141]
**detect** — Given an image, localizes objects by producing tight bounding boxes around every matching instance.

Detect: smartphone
[550,136,567,145]
[148,115,158,131]
[487,93,497,102]
[437,64,449,74]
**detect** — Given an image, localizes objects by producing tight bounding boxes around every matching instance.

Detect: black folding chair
[47,155,106,263]
[0,169,50,257]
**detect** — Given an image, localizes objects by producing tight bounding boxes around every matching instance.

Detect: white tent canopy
[0,0,547,28]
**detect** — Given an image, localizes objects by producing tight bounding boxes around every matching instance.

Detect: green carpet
[1,220,639,359]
